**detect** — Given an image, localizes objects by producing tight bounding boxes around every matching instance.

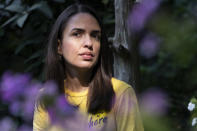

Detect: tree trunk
[113,0,140,89]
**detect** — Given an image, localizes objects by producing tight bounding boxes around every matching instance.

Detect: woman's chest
[67,95,116,130]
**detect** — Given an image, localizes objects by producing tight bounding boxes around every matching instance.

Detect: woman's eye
[72,32,81,37]
[92,34,101,41]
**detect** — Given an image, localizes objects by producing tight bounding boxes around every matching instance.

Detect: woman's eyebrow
[92,30,101,34]
[71,28,85,32]
[71,28,101,34]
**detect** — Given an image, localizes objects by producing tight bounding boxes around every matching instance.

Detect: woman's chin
[77,65,94,70]
[66,61,98,72]
[76,61,97,69]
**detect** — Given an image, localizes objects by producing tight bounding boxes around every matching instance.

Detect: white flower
[188,102,195,111]
[192,117,197,126]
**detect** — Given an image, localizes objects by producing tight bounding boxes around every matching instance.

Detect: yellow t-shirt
[33,78,144,131]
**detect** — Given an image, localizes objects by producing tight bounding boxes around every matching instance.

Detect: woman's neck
[65,68,92,92]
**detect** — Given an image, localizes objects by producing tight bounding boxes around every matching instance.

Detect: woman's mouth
[79,52,94,60]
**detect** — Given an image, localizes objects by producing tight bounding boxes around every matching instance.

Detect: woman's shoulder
[111,77,135,97]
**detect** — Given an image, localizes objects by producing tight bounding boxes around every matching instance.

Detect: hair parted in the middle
[45,3,115,114]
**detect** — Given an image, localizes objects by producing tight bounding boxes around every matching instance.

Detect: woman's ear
[57,39,62,55]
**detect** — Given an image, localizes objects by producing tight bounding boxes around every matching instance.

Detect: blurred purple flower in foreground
[47,95,76,126]
[46,94,92,131]
[140,88,168,115]
[23,83,41,120]
[139,33,161,58]
[9,100,22,116]
[18,124,32,131]
[41,81,58,96]
[0,71,31,102]
[0,71,92,130]
[0,117,17,131]
[128,0,162,32]
[0,71,41,121]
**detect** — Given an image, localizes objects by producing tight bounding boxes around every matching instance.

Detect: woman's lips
[79,52,94,60]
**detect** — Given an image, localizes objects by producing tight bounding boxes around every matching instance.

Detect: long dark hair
[45,3,114,114]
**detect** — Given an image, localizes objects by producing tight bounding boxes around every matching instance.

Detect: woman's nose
[83,35,93,48]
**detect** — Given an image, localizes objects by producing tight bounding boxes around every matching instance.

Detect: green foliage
[151,14,197,68]
[143,114,172,131]
[1,1,53,28]
[188,98,197,129]
[102,0,109,5]
[139,0,197,131]
[0,1,57,80]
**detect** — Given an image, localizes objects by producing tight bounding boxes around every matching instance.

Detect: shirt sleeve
[114,87,144,131]
[33,102,50,131]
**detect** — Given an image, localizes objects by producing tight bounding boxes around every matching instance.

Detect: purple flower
[18,124,32,131]
[56,95,74,114]
[139,33,160,58]
[140,88,168,115]
[22,83,41,121]
[0,71,42,122]
[0,117,17,131]
[48,103,89,131]
[128,0,162,32]
[22,100,35,121]
[41,81,58,97]
[38,81,59,110]
[9,100,22,116]
[0,71,31,102]
[47,95,76,125]
[47,107,57,124]
[24,83,41,99]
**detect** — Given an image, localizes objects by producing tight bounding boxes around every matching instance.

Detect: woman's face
[58,13,101,72]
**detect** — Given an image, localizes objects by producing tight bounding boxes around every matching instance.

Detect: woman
[33,3,144,131]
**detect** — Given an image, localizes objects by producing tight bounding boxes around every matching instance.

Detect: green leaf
[28,3,42,12]
[15,40,35,54]
[25,61,42,72]
[191,98,197,104]
[0,28,4,37]
[135,0,141,2]
[103,14,115,24]
[102,0,109,5]
[53,0,65,3]
[16,13,29,28]
[0,4,4,9]
[1,14,19,27]
[5,4,24,13]
[24,50,42,64]
[37,1,53,18]
[103,19,115,24]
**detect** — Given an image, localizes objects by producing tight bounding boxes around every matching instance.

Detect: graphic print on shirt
[88,112,108,128]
